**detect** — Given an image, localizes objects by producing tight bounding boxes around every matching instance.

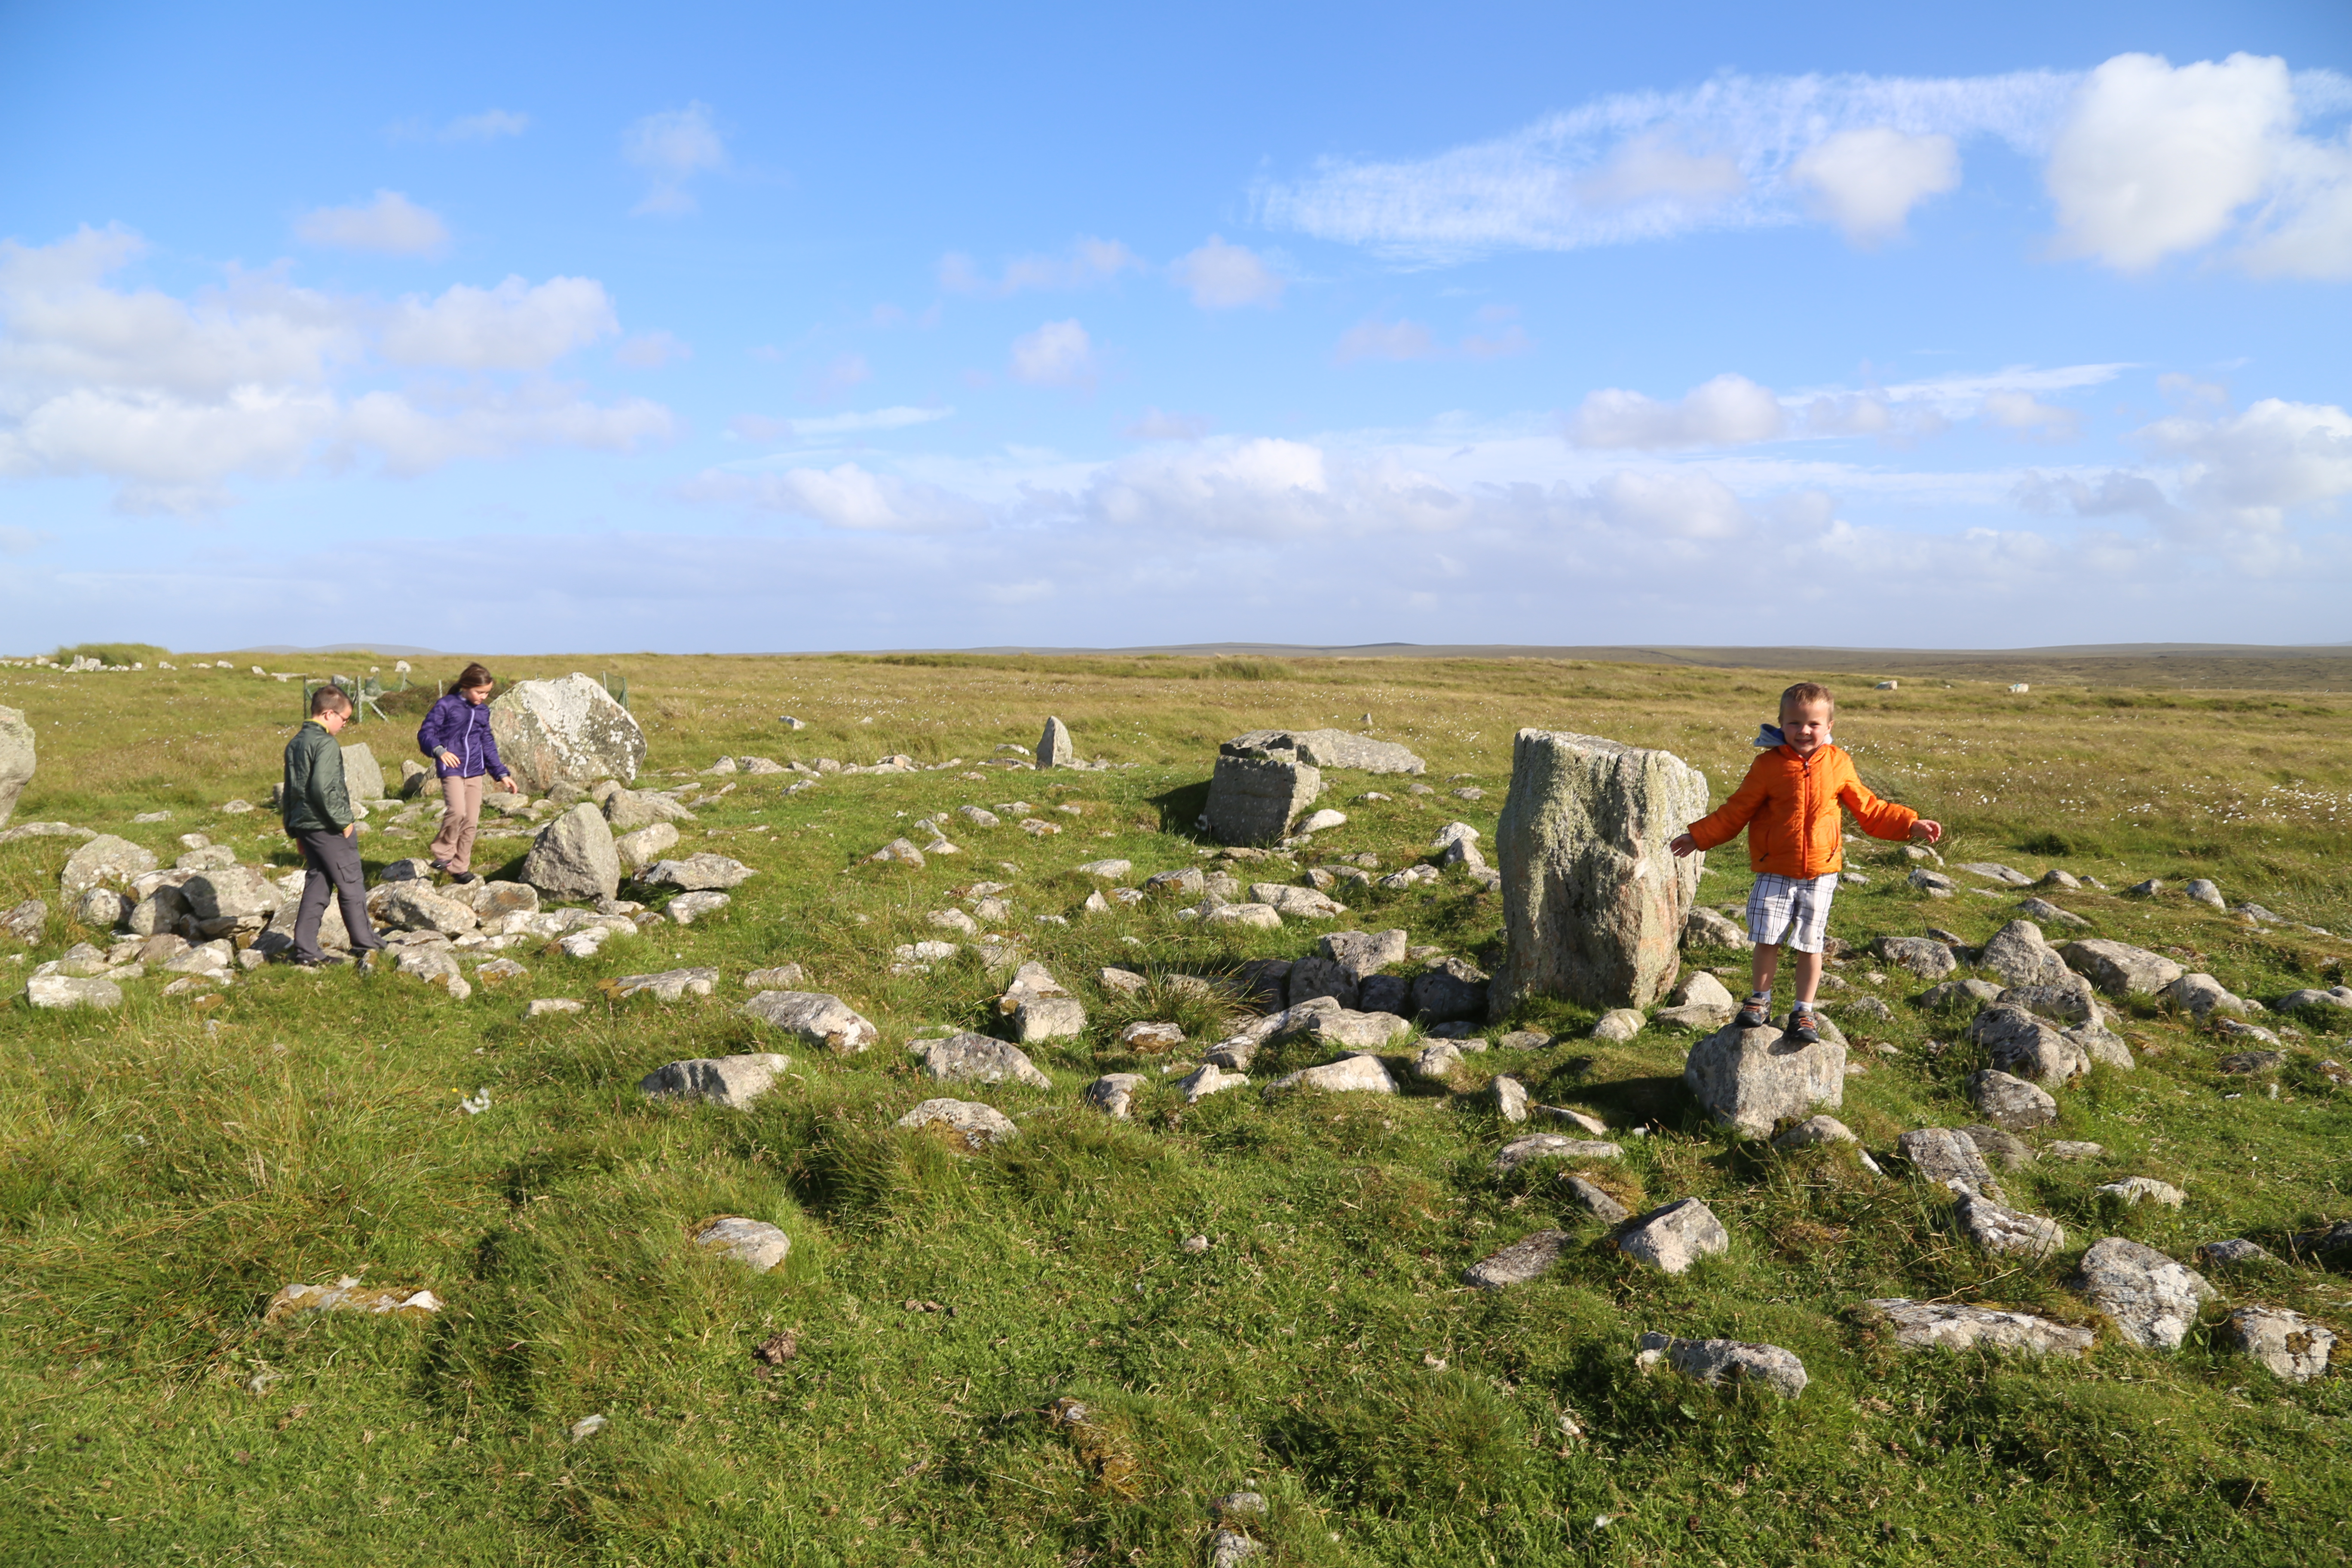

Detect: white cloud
[1255,67,2073,262]
[2136,398,2352,524]
[813,352,870,398]
[727,405,955,444]
[1335,318,1436,364]
[1009,319,1095,388]
[614,330,690,368]
[1567,373,1785,449]
[1790,128,1959,244]
[380,276,617,369]
[443,109,530,142]
[294,190,451,256]
[2047,53,2291,271]
[1123,407,1212,440]
[1584,469,1749,537]
[938,238,1141,297]
[1979,390,2081,441]
[680,461,986,531]
[1168,236,1285,309]
[0,523,47,554]
[0,227,671,511]
[624,102,726,216]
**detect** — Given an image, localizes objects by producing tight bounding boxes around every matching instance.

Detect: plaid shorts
[1746,872,1839,954]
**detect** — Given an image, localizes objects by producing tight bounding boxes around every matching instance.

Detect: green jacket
[282,721,353,833]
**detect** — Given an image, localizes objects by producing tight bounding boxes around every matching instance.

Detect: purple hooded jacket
[417,692,510,781]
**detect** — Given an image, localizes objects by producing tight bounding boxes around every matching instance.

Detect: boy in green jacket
[282,686,388,966]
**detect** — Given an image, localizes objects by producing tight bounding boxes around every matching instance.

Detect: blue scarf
[1753,723,1785,749]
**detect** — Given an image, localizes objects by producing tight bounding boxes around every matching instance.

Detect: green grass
[0,652,2346,1566]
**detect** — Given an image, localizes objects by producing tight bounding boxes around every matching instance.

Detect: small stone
[1863,1300,2094,1357]
[897,1097,1021,1150]
[609,966,719,1001]
[1489,1075,1529,1122]
[2097,1176,2186,1208]
[744,990,881,1054]
[1181,1234,1210,1255]
[1537,1105,1610,1136]
[916,1032,1052,1090]
[1875,935,1958,979]
[1464,1229,1572,1290]
[1211,1490,1266,1519]
[1772,1114,1857,1150]
[2224,1306,2337,1382]
[1961,1124,2034,1170]
[1955,1192,2064,1257]
[1493,1134,1623,1173]
[2196,1238,2276,1267]
[743,964,807,991]
[2068,1237,2216,1349]
[1409,1041,1461,1082]
[1967,1069,2058,1130]
[567,1414,609,1442]
[527,998,585,1017]
[1173,1063,1249,1103]
[1635,1332,1805,1398]
[27,974,123,1010]
[1208,1529,1262,1568]
[1081,1072,1146,1119]
[693,1216,791,1272]
[2045,1140,2105,1160]
[1561,1174,1631,1222]
[1617,1197,1728,1274]
[640,1052,790,1108]
[262,1277,444,1323]
[1269,1054,1397,1095]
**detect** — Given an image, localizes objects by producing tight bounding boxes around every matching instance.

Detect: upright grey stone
[0,705,34,828]
[521,803,622,902]
[340,741,386,802]
[1036,716,1075,769]
[1204,755,1320,845]
[1683,1023,1844,1136]
[488,673,646,794]
[1489,730,1708,1015]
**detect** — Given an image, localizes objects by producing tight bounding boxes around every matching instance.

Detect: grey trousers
[293,828,384,961]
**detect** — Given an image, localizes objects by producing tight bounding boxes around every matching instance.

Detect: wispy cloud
[387,109,531,144]
[728,405,956,444]
[625,103,726,217]
[938,238,1140,297]
[293,190,450,256]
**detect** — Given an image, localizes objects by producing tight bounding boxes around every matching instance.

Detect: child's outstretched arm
[1672,756,1773,858]
[1839,771,1940,844]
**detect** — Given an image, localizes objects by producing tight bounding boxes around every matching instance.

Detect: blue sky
[2,1,2348,654]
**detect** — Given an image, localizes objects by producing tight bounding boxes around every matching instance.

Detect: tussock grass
[1,652,2348,1565]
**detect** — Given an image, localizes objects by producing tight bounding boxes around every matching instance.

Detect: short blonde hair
[1779,681,1834,716]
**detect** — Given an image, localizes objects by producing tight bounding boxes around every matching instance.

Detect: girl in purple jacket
[417,662,514,882]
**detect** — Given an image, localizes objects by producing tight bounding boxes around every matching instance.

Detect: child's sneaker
[1784,1004,1820,1045]
[1736,992,1771,1029]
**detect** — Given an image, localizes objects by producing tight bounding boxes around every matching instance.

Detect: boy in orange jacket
[1670,681,1942,1044]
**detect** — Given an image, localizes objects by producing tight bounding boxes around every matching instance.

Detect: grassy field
[1,650,2347,1567]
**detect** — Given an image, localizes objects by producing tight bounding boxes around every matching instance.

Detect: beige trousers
[429,773,484,873]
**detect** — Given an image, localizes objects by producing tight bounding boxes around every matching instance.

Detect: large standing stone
[744,990,879,1054]
[1488,730,1707,1015]
[521,803,622,903]
[1637,1333,1807,1399]
[640,1053,791,1107]
[340,741,386,802]
[1036,716,1075,769]
[1683,1023,1843,1137]
[2224,1307,2337,1383]
[1977,920,2072,989]
[1618,1197,1729,1274]
[1204,755,1320,846]
[918,1032,1053,1089]
[2068,1237,2217,1349]
[0,705,35,827]
[2060,939,2184,998]
[60,835,157,900]
[488,673,646,794]
[1863,1300,2095,1357]
[1221,729,1427,775]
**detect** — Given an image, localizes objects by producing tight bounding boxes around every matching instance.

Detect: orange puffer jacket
[1685,744,1917,879]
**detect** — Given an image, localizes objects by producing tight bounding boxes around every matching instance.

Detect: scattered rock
[640,1052,791,1107]
[1898,1128,1999,1195]
[2098,1176,2186,1208]
[998,962,1087,1043]
[1174,1063,1249,1103]
[1636,1332,1806,1398]
[1117,1020,1186,1052]
[1772,1115,1858,1150]
[1562,1174,1632,1222]
[1591,1008,1644,1042]
[2060,938,2184,998]
[2217,1049,2288,1075]
[0,897,46,945]
[1083,1073,1145,1118]
[1270,1054,1398,1095]
[1683,1023,1844,1137]
[667,890,732,925]
[1493,1134,1623,1173]
[1617,1198,1727,1274]
[521,804,622,903]
[917,1032,1052,1089]
[743,964,807,991]
[744,990,880,1054]
[1920,977,2002,1010]
[2197,1238,2277,1267]
[2184,878,2226,910]
[2224,1307,2336,1383]
[641,854,756,891]
[1410,1041,1462,1081]
[1966,1005,2090,1087]
[1909,868,1955,896]
[568,1415,609,1442]
[1862,1300,2094,1357]
[897,1097,1020,1150]
[1489,730,1707,1013]
[60,834,157,900]
[26,973,122,1010]
[868,837,926,868]
[1489,1074,1529,1121]
[692,1217,790,1273]
[609,967,719,1001]
[1875,935,1958,980]
[1204,755,1321,846]
[1222,728,1426,775]
[1967,1068,2058,1130]
[2160,971,2248,1019]
[2068,1237,2216,1349]
[263,1277,444,1323]
[2046,1140,2105,1160]
[1464,1229,1572,1290]
[1961,1124,2034,1170]
[1955,1192,2065,1257]
[1682,906,1752,949]
[527,998,585,1017]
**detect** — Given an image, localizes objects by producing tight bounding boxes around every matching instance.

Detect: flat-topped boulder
[744,990,879,1054]
[60,834,156,900]
[1464,1230,1573,1290]
[1684,1022,1843,1137]
[897,1097,1020,1151]
[997,962,1086,1043]
[640,1052,790,1107]
[1489,730,1706,1014]
[1222,729,1426,775]
[1863,1299,2095,1357]
[1637,1333,1807,1398]
[1204,754,1320,845]
[916,1032,1052,1089]
[640,854,755,891]
[2060,939,2184,998]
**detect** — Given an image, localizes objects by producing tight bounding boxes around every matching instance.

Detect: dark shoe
[1783,1009,1820,1045]
[291,953,349,968]
[450,871,480,885]
[428,859,454,874]
[1735,996,1770,1029]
